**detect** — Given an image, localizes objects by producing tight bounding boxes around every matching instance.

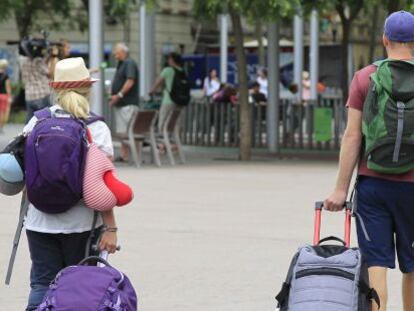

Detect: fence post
[226,103,232,146]
[267,22,280,152]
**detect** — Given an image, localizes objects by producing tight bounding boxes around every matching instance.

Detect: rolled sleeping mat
[83,144,133,211]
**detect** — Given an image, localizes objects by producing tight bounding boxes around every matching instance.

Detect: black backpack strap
[318,236,347,246]
[275,252,300,307]
[85,211,100,258]
[168,67,178,94]
[275,282,290,308]
[359,280,381,309]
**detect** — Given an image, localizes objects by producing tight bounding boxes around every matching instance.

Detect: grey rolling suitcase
[275,202,380,311]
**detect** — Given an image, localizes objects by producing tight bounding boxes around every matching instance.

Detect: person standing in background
[20,51,51,124]
[110,42,139,163]
[203,68,220,98]
[47,39,71,80]
[302,71,311,102]
[0,59,12,132]
[256,68,268,99]
[149,52,184,133]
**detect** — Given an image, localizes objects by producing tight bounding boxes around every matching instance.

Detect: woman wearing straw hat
[0,59,12,132]
[23,57,118,311]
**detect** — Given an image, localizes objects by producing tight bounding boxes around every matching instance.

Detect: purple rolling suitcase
[37,255,137,311]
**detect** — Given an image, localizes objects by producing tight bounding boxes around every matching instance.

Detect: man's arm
[324,107,362,211]
[5,78,12,103]
[149,76,165,95]
[119,78,135,96]
[99,209,118,253]
[110,78,135,106]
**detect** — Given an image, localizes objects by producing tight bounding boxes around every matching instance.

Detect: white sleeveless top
[23,105,114,234]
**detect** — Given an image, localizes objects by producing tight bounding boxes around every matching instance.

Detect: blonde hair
[0,59,8,70]
[55,88,90,119]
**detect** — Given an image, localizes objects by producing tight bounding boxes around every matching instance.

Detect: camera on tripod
[18,31,61,59]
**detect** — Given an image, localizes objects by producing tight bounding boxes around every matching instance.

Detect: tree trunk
[14,10,32,39]
[229,8,251,161]
[340,20,350,101]
[388,0,401,14]
[255,21,265,67]
[123,13,131,45]
[368,5,379,63]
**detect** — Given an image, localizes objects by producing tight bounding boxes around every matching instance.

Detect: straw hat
[49,57,98,89]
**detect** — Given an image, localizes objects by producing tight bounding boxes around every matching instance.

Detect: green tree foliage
[383,0,414,13]
[193,0,298,160]
[305,0,414,98]
[0,0,136,38]
[0,0,73,38]
[303,0,366,100]
[81,0,137,25]
[366,0,414,62]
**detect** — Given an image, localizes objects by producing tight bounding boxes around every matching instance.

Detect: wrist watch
[117,92,124,99]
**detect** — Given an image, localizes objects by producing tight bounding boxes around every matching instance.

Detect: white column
[293,12,304,102]
[89,0,104,115]
[146,13,156,89]
[267,23,280,153]
[219,14,228,83]
[139,2,147,98]
[310,9,319,101]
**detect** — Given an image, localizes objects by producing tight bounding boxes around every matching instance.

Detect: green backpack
[362,59,414,174]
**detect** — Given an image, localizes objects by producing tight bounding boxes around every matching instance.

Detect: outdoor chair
[158,108,185,166]
[113,109,161,168]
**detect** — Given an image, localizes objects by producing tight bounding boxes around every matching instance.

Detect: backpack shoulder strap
[85,112,105,125]
[373,60,384,67]
[34,108,52,120]
[275,251,300,307]
[167,67,177,95]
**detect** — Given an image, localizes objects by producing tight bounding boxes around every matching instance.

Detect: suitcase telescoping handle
[313,201,352,247]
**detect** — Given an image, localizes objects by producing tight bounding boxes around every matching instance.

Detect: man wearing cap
[325,11,414,310]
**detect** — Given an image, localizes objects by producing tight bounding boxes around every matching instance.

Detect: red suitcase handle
[313,201,352,247]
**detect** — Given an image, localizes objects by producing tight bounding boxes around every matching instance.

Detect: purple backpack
[25,108,102,214]
[37,256,138,311]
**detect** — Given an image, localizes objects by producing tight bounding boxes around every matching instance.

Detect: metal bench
[113,108,161,167]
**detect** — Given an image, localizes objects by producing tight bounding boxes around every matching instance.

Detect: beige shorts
[114,105,136,134]
[158,104,177,133]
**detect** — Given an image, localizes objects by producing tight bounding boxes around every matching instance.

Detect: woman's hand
[99,231,118,254]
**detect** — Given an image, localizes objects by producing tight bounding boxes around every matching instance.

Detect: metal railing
[180,96,345,151]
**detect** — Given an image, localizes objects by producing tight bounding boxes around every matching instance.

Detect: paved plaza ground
[0,124,404,310]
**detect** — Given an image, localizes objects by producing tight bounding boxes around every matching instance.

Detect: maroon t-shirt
[347,64,414,182]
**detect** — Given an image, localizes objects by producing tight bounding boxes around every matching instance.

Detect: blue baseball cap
[0,176,24,196]
[0,153,24,183]
[384,11,414,42]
